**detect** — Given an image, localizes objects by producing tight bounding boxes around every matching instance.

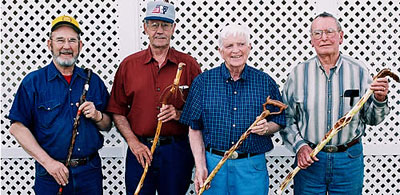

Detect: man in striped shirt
[280,12,390,194]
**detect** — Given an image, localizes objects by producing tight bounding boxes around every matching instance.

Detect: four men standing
[7,2,393,195]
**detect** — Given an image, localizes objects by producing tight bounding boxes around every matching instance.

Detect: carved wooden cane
[58,69,92,195]
[198,96,287,195]
[277,68,399,195]
[134,63,186,195]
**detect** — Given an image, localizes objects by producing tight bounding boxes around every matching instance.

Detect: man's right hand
[194,166,209,194]
[44,159,69,186]
[296,145,319,169]
[129,140,152,168]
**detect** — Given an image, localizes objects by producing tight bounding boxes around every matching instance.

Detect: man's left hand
[371,77,389,102]
[157,104,181,122]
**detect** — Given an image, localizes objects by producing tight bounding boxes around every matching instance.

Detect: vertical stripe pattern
[280,55,390,152]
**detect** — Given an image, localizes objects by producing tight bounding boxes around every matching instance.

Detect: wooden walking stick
[198,97,287,195]
[134,62,186,195]
[277,68,399,195]
[58,69,92,195]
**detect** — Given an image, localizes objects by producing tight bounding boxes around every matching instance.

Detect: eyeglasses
[311,28,339,39]
[146,22,173,31]
[51,37,79,45]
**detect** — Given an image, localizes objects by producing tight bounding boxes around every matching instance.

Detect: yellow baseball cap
[51,15,82,35]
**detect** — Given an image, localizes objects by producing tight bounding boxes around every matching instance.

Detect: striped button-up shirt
[180,63,286,154]
[280,54,390,153]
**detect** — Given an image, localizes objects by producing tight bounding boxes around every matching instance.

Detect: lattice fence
[1,0,399,194]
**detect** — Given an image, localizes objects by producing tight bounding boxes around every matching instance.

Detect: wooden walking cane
[134,62,186,195]
[58,69,92,195]
[198,96,288,195]
[277,68,399,195]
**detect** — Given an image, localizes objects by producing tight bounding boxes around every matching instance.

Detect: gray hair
[310,12,342,32]
[218,23,251,48]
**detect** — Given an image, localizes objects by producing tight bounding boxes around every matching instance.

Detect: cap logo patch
[152,5,168,14]
[62,16,72,22]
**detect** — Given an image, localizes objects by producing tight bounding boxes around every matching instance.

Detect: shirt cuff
[294,140,308,154]
[372,95,388,107]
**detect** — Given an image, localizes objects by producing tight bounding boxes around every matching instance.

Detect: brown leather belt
[308,138,360,153]
[205,147,258,160]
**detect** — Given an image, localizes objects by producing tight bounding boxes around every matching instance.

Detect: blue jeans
[294,142,364,195]
[34,154,103,195]
[125,138,194,195]
[203,151,269,195]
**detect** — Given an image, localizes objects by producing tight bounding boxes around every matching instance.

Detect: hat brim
[144,16,174,23]
[51,22,83,35]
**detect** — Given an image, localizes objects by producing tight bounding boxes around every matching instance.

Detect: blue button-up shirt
[180,63,286,153]
[8,62,109,160]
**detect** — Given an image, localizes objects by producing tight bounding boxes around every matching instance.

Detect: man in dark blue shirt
[8,15,111,195]
[180,23,286,195]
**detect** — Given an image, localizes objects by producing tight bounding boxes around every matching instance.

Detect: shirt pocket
[86,96,104,110]
[37,100,62,129]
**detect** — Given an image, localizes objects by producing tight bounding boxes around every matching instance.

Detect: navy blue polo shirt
[180,63,286,154]
[8,62,109,160]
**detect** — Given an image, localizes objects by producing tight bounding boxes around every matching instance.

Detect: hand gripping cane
[58,69,92,195]
[277,68,399,195]
[198,97,287,195]
[134,63,186,195]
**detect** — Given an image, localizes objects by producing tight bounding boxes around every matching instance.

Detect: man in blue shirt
[180,23,286,195]
[8,15,112,194]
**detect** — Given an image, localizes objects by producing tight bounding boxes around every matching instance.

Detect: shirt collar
[221,63,249,82]
[144,46,178,66]
[47,61,86,82]
[316,54,343,75]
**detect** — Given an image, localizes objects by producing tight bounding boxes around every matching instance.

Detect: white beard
[54,55,78,67]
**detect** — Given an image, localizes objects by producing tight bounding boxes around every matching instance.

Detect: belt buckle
[226,151,238,159]
[69,159,79,167]
[148,138,160,146]
[324,145,338,153]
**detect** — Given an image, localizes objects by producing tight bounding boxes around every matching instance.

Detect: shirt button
[70,103,74,106]
[77,132,79,135]
[226,80,229,83]
[77,148,81,151]
[233,107,237,111]
[157,106,160,110]
[47,107,50,110]
[232,124,236,127]
[69,88,72,91]
[156,87,161,92]
[231,142,235,145]
[234,91,238,95]
[328,110,331,113]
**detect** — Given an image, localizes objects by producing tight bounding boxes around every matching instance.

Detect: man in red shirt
[106,1,201,194]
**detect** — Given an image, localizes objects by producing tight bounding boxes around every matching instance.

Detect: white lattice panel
[338,0,400,145]
[1,0,400,194]
[1,0,124,149]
